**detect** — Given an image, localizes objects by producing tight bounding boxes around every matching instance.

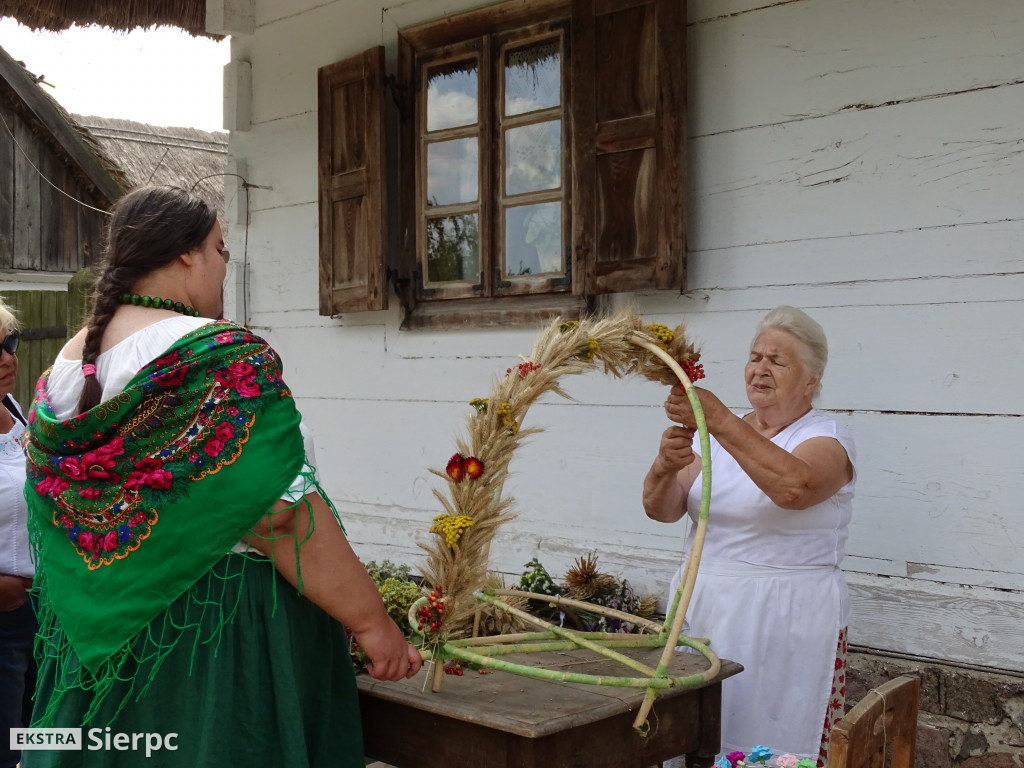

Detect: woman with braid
[23,185,420,767]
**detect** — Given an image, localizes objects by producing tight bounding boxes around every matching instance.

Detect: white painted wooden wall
[222,0,1024,672]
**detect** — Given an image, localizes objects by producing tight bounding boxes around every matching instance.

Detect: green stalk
[455,635,670,657]
[493,589,664,633]
[444,640,718,689]
[626,335,714,732]
[449,630,662,647]
[473,591,659,677]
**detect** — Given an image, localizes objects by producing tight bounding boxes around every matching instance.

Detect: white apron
[670,409,856,760]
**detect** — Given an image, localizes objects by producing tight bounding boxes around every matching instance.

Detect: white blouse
[47,317,318,509]
[0,399,31,578]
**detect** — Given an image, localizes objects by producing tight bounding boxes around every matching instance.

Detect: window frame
[316,0,685,325]
[402,6,575,309]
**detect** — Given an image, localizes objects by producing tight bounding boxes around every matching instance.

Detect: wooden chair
[828,674,920,768]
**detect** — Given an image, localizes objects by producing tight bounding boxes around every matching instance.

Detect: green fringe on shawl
[29,464,345,727]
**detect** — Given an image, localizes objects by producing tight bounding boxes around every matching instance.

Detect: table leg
[687,682,724,768]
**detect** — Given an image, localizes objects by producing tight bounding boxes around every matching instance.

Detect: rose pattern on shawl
[59,456,89,481]
[203,438,225,457]
[80,436,125,483]
[151,363,191,388]
[202,421,238,458]
[36,468,70,498]
[124,458,174,491]
[151,350,180,368]
[214,422,235,441]
[215,362,261,398]
[26,322,292,569]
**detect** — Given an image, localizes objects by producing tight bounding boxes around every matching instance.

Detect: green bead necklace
[121,293,201,317]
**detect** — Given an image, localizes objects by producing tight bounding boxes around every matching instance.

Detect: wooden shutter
[570,0,686,294]
[318,47,388,314]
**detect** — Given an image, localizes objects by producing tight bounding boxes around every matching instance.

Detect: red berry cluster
[681,360,705,383]
[446,453,484,482]
[506,361,542,377]
[444,660,464,676]
[416,585,445,634]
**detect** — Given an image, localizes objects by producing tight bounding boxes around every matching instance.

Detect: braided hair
[77,186,217,413]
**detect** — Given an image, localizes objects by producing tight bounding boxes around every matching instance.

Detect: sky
[0,18,230,132]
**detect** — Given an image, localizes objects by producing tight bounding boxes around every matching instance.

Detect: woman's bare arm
[642,425,700,522]
[248,494,422,681]
[665,388,852,510]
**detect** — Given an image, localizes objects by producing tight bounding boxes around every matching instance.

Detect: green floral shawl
[25,321,306,677]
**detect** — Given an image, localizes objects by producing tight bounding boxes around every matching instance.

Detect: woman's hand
[664,385,726,431]
[355,616,424,681]
[0,574,30,612]
[643,395,702,523]
[654,425,697,475]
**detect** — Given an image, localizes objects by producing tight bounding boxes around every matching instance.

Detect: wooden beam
[207,0,255,36]
[0,45,124,204]
[223,60,252,132]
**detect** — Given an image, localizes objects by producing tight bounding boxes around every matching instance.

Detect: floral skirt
[23,554,364,768]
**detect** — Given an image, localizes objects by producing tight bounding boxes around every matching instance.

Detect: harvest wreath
[406,310,718,732]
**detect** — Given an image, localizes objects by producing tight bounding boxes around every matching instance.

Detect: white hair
[752,305,828,398]
[0,297,17,335]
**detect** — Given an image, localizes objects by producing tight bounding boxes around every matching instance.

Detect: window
[415,26,569,302]
[318,0,685,326]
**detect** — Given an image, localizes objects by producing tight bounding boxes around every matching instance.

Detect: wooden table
[358,646,742,768]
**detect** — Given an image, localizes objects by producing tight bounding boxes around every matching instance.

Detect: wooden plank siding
[228,0,1023,672]
[1,43,114,276]
[0,288,67,408]
[0,100,108,274]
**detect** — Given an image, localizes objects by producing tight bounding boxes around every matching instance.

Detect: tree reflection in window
[426,210,480,283]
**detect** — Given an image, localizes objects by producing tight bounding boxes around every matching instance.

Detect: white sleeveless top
[670,409,856,759]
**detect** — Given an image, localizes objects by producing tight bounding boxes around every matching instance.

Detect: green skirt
[24,554,364,768]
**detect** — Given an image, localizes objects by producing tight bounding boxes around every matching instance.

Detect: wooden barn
[0,42,227,405]
[0,42,125,405]
[1,1,1021,765]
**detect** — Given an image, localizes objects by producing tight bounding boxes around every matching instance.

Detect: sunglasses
[1,331,20,356]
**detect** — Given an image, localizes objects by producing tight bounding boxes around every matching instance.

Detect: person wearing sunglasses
[0,300,34,768]
[20,186,420,768]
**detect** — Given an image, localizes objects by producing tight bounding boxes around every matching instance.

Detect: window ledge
[401,293,591,330]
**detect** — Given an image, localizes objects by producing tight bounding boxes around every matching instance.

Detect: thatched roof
[75,115,228,223]
[0,1,215,37]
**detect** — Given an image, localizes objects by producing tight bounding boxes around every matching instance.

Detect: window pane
[504,202,562,277]
[427,138,479,206]
[505,41,560,116]
[427,214,480,283]
[427,60,478,131]
[505,120,560,196]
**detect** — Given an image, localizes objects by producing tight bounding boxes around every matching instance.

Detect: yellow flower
[497,402,518,434]
[429,514,475,548]
[643,323,674,349]
[579,336,600,362]
[470,398,489,415]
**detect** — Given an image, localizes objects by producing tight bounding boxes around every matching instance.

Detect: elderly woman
[643,306,856,766]
[0,299,34,768]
